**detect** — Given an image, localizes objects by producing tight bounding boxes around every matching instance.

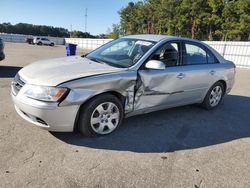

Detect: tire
[50,43,55,46]
[37,42,42,45]
[78,94,124,137]
[0,53,5,61]
[202,82,225,110]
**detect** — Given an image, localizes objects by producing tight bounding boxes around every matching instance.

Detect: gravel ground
[0,43,250,188]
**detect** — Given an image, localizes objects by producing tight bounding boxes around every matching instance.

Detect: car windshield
[85,38,156,68]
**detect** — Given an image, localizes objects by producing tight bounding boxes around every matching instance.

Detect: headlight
[24,85,69,102]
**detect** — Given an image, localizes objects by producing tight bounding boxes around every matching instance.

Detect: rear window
[207,50,217,64]
[183,43,217,65]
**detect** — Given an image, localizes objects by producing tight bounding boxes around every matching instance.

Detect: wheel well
[73,91,126,131]
[108,91,126,105]
[80,91,126,112]
[217,80,227,94]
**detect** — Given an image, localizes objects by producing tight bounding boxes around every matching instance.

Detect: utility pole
[70,24,72,37]
[85,8,88,33]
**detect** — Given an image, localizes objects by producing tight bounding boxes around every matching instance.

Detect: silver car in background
[11,35,235,136]
[0,38,5,61]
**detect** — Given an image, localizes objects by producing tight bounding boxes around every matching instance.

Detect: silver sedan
[11,35,235,136]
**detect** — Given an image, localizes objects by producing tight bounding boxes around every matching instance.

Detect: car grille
[12,73,26,95]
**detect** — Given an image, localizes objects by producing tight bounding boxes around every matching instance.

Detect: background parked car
[0,38,5,61]
[33,37,55,46]
[26,37,34,44]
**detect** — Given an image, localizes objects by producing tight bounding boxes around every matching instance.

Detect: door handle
[177,73,185,79]
[210,70,216,75]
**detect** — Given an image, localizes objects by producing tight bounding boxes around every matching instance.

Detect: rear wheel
[78,94,124,137]
[202,82,224,109]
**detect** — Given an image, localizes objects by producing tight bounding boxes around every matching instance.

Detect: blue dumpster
[65,43,77,56]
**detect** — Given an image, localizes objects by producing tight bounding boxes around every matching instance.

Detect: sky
[0,0,138,35]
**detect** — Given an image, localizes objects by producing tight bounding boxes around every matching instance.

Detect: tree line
[112,0,250,41]
[0,23,70,37]
[0,23,101,38]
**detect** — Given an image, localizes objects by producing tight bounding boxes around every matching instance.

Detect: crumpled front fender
[58,71,137,114]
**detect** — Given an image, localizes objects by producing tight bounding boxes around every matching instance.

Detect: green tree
[222,0,242,40]
[206,0,225,40]
[119,1,147,35]
[108,24,123,39]
[70,31,96,38]
[238,0,250,40]
[0,23,70,37]
[118,0,250,41]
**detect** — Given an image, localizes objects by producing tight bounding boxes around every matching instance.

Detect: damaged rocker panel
[143,90,184,96]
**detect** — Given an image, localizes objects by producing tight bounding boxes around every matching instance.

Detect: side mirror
[145,60,165,70]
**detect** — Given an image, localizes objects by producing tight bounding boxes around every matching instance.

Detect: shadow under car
[51,94,250,153]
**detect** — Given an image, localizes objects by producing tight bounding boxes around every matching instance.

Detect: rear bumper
[226,78,235,94]
[11,93,79,132]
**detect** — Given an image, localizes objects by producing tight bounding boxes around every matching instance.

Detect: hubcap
[209,86,222,107]
[90,102,120,135]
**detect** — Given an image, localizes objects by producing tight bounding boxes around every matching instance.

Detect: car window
[150,42,180,67]
[207,50,217,64]
[183,43,207,65]
[86,38,155,68]
[101,41,134,56]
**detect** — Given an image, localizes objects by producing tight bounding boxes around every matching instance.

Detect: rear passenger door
[180,41,220,101]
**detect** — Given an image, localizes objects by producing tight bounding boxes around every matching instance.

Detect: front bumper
[11,92,79,132]
[0,52,5,61]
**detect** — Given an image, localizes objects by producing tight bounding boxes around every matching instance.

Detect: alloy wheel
[90,102,120,135]
[209,86,222,107]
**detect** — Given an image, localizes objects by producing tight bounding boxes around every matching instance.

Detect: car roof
[123,34,193,42]
[122,34,175,42]
[122,34,205,43]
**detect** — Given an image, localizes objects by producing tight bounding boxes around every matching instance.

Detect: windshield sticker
[135,41,153,46]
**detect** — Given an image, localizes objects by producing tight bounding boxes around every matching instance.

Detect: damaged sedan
[11,35,235,136]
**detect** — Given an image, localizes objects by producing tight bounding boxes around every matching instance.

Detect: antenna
[70,24,72,37]
[85,8,88,33]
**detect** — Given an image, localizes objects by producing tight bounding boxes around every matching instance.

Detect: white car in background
[33,37,55,46]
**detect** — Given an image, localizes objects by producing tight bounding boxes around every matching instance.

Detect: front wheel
[202,82,224,110]
[0,53,5,61]
[78,94,124,137]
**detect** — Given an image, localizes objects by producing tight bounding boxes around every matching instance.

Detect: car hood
[19,56,125,86]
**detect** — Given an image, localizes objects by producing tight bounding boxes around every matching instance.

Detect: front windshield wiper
[86,56,127,68]
[86,57,104,64]
[81,53,89,58]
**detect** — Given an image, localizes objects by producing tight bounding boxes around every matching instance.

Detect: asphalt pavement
[0,43,249,188]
